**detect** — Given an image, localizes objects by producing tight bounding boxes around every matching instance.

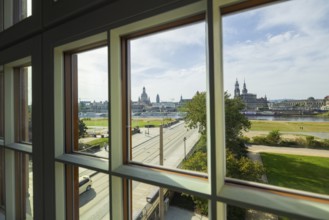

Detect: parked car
[79,176,92,194]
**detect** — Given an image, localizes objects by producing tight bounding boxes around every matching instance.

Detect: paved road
[79,122,201,219]
[248,145,329,158]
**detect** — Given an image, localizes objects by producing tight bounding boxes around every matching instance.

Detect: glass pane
[128,21,207,173]
[0,148,5,219]
[18,0,32,21]
[16,66,32,144]
[78,167,110,220]
[15,152,33,220]
[223,0,329,195]
[75,47,109,158]
[0,71,3,138]
[132,181,208,219]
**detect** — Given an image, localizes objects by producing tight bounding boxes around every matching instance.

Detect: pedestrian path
[248,145,329,158]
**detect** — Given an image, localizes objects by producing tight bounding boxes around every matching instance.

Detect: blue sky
[78,0,329,102]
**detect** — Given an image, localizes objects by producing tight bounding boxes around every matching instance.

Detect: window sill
[6,142,32,153]
[112,164,210,198]
[55,153,108,172]
[219,180,329,219]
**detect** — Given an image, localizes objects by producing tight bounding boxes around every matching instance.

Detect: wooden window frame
[63,42,107,220]
[120,13,208,220]
[121,13,206,168]
[63,41,107,155]
[14,152,31,219]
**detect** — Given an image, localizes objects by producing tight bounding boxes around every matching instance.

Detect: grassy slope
[250,120,329,132]
[261,153,329,195]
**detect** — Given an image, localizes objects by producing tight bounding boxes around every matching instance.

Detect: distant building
[234,79,268,110]
[178,95,192,106]
[269,97,326,111]
[139,86,151,105]
[156,94,160,103]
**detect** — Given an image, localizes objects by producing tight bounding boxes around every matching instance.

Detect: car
[79,176,92,194]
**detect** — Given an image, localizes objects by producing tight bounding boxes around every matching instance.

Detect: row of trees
[182,91,265,218]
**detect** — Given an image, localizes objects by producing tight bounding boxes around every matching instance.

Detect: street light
[183,137,187,160]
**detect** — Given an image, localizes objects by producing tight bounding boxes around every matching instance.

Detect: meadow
[250,120,329,133]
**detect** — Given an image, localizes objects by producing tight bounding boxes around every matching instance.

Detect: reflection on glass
[18,0,32,22]
[228,205,298,220]
[128,21,207,173]
[0,71,3,138]
[223,0,329,195]
[15,152,33,220]
[132,181,208,219]
[15,66,32,144]
[75,46,109,158]
[78,167,110,220]
[0,148,5,218]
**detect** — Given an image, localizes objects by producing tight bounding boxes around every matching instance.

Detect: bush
[266,130,281,145]
[306,136,315,146]
[280,139,298,146]
[252,136,269,145]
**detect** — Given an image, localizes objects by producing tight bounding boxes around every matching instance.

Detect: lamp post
[183,137,187,160]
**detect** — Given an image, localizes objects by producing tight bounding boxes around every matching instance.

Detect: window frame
[120,13,206,172]
[49,0,329,219]
[0,66,4,140]
[3,57,32,153]
[13,64,32,145]
[54,32,110,220]
[211,0,329,219]
[63,41,108,156]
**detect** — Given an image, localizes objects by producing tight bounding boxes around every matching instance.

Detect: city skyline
[77,0,329,102]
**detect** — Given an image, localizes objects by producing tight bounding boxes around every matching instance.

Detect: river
[247,115,329,122]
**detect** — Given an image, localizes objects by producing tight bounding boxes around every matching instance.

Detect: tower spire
[242,78,248,94]
[234,78,240,98]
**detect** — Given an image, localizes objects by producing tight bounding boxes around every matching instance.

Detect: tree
[184,91,207,134]
[183,91,263,218]
[184,91,250,156]
[225,92,251,157]
[79,119,88,138]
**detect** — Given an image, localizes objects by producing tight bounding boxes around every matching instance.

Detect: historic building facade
[234,79,268,110]
[269,97,326,111]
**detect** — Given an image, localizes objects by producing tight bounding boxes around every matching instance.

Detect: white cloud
[224,0,329,99]
[78,47,108,102]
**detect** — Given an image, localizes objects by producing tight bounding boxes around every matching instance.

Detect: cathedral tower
[242,79,248,95]
[234,79,240,98]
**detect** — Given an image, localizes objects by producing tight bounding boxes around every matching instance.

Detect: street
[79,121,201,219]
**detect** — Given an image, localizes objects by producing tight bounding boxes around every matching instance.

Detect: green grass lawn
[84,138,108,146]
[83,118,174,128]
[260,153,329,195]
[251,120,329,132]
[83,119,109,127]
